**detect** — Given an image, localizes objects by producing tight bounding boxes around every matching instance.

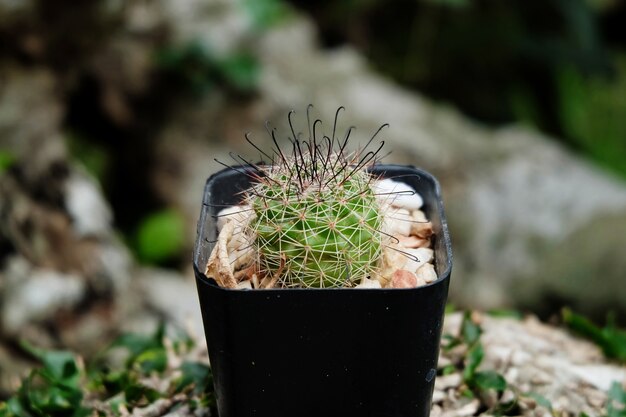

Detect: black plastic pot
[193,165,452,417]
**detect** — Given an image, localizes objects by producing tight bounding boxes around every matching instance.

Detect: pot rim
[193,163,453,292]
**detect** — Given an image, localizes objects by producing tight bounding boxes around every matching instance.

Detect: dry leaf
[205,221,237,288]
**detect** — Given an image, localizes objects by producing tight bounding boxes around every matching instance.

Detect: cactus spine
[244,109,388,288]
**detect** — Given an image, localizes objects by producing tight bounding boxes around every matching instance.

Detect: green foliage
[463,342,483,381]
[292,0,611,124]
[444,303,457,314]
[473,371,507,392]
[0,327,215,416]
[248,144,384,288]
[156,41,259,95]
[486,309,524,320]
[111,324,165,362]
[290,0,626,180]
[526,391,553,412]
[452,314,509,412]
[607,382,626,417]
[461,312,482,345]
[66,133,110,183]
[0,151,16,174]
[1,343,90,417]
[135,209,186,264]
[563,308,626,363]
[173,362,213,395]
[240,0,291,28]
[452,313,509,398]
[556,55,626,179]
[216,54,259,92]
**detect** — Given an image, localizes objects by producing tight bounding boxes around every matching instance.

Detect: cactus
[243,108,389,288]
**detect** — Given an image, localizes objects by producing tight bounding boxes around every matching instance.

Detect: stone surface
[137,267,204,339]
[0,157,138,394]
[0,68,67,184]
[144,4,626,313]
[246,16,626,313]
[438,312,626,416]
[1,257,86,335]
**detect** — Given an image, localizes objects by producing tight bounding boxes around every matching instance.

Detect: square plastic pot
[193,164,453,417]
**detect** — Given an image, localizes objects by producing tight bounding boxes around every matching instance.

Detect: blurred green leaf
[156,42,216,95]
[441,364,456,375]
[473,371,507,392]
[111,324,166,371]
[444,303,456,314]
[608,381,626,417]
[461,312,482,346]
[526,392,553,411]
[0,327,210,416]
[66,133,109,183]
[486,309,523,319]
[6,343,90,417]
[122,381,162,405]
[217,54,259,92]
[112,327,164,358]
[240,0,290,28]
[174,362,213,394]
[509,85,541,128]
[156,41,259,95]
[21,343,81,389]
[441,333,462,351]
[0,151,16,173]
[463,343,484,381]
[1,398,24,416]
[134,348,167,374]
[135,210,186,264]
[461,388,475,399]
[563,308,626,363]
[557,55,626,179]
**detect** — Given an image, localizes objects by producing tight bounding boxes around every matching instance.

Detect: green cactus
[244,108,388,288]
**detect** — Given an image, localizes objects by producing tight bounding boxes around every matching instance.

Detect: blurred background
[1,0,625,396]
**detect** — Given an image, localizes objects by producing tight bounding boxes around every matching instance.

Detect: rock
[403,247,434,273]
[390,269,418,288]
[137,267,204,338]
[0,156,140,380]
[64,168,113,237]
[441,313,626,415]
[397,235,429,248]
[158,0,253,57]
[216,204,253,232]
[236,280,253,290]
[382,207,412,236]
[0,257,86,335]
[416,263,438,284]
[0,68,66,185]
[372,178,423,210]
[442,399,479,417]
[355,277,382,289]
[434,373,462,391]
[411,222,434,240]
[246,16,626,314]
